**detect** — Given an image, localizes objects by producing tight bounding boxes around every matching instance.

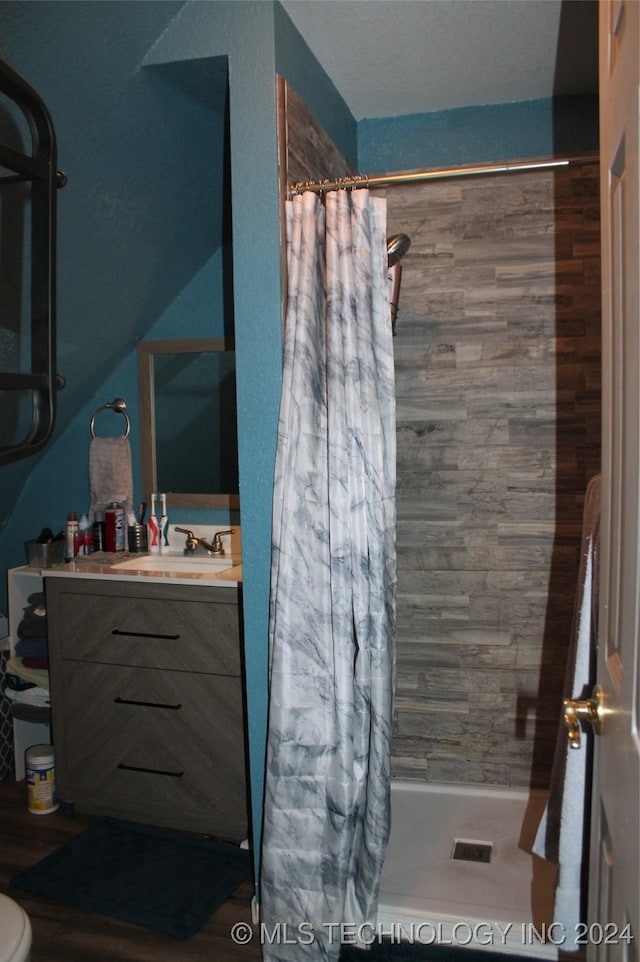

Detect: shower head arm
[390,264,403,336]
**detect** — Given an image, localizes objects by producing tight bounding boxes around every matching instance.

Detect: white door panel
[589,2,640,958]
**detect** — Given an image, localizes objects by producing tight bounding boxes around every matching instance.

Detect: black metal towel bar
[0,57,66,465]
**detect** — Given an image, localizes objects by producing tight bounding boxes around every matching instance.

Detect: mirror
[138,337,239,509]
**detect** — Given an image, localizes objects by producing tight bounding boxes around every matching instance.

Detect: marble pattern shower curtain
[260,189,397,961]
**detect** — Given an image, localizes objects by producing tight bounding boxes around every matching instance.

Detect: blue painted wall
[0,0,229,550]
[0,0,598,893]
[359,93,598,172]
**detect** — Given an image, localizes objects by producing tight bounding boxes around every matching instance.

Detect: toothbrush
[159,493,169,554]
[148,493,160,553]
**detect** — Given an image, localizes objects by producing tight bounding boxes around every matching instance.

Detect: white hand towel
[532,473,600,951]
[88,436,134,523]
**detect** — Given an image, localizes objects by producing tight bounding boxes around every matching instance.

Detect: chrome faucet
[175,527,235,557]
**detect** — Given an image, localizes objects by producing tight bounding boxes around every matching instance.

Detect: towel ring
[90,397,131,438]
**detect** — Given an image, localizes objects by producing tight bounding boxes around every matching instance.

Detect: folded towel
[21,657,49,670]
[5,674,36,692]
[88,436,135,523]
[533,472,600,950]
[6,656,49,690]
[15,638,48,658]
[5,685,50,708]
[17,594,47,640]
[17,621,48,642]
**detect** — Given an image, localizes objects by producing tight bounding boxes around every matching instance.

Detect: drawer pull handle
[114,697,182,710]
[117,762,184,778]
[111,629,180,640]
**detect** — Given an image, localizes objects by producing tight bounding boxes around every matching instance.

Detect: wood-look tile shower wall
[279,79,601,789]
[385,164,601,788]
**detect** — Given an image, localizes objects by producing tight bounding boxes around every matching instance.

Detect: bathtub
[376,780,560,959]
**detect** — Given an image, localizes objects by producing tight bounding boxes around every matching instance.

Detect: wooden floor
[0,775,262,962]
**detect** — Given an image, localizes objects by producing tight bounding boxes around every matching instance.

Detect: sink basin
[113,553,237,574]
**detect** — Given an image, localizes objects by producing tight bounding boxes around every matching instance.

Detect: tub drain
[451,839,492,863]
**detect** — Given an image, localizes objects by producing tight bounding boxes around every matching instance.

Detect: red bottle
[104,503,125,551]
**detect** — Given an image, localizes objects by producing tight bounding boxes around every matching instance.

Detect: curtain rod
[288,153,599,196]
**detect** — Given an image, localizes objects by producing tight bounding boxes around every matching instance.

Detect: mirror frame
[138,337,240,510]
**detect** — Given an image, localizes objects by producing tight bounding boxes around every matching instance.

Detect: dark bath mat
[11,816,251,939]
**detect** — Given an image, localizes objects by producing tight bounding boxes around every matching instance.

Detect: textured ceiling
[280,0,599,120]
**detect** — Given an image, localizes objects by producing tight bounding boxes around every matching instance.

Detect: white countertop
[38,551,242,588]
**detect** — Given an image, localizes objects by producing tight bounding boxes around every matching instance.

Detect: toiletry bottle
[159,493,169,554]
[148,493,160,553]
[65,513,78,561]
[92,511,105,552]
[105,502,124,551]
[114,504,125,551]
[104,505,116,551]
[77,513,92,555]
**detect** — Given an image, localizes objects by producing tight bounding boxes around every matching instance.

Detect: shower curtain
[260,188,397,962]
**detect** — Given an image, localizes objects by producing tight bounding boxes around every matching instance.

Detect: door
[588,1,640,958]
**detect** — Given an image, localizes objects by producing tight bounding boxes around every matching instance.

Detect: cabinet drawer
[45,577,240,674]
[55,662,247,839]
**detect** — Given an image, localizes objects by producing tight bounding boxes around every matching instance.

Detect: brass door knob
[563,685,604,748]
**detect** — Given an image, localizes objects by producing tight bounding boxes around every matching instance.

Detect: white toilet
[0,895,31,962]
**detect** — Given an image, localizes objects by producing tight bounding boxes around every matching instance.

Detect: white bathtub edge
[375,905,560,960]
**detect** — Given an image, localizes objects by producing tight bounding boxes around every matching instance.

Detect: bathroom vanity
[11,540,248,842]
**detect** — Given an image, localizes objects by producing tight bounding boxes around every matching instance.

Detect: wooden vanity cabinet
[44,576,248,841]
